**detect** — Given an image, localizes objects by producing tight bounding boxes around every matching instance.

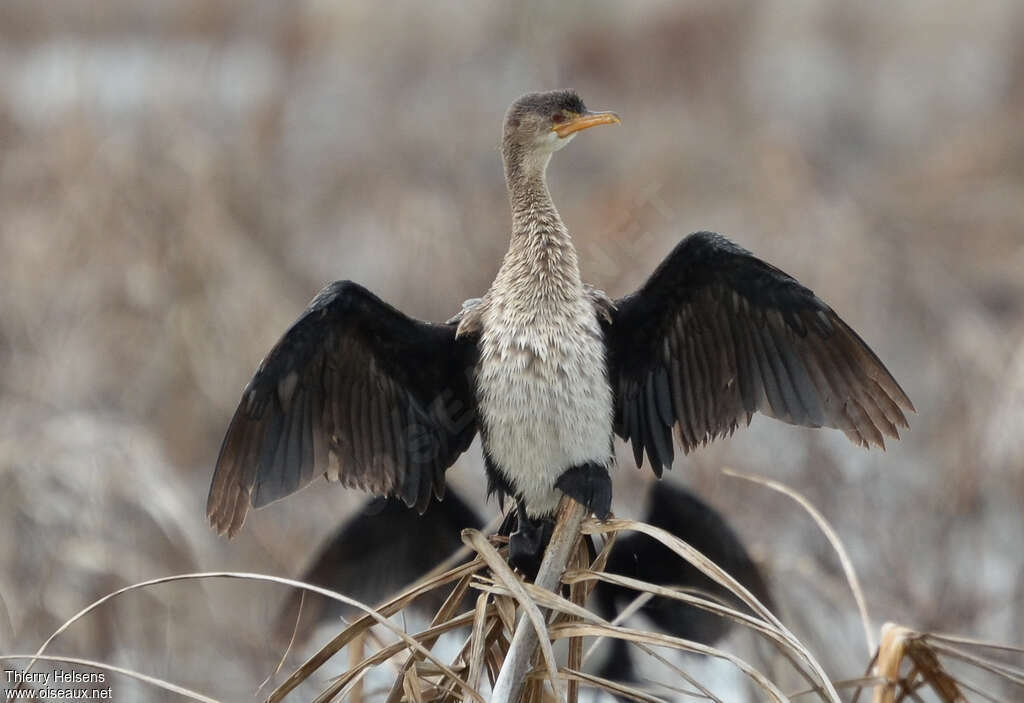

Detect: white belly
[476,298,614,517]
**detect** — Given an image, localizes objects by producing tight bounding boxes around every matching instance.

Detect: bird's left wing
[605,231,914,476]
[207,280,478,537]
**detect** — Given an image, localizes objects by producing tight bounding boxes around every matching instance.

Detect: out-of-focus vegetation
[1,1,1021,700]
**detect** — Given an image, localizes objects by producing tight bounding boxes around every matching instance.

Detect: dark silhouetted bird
[592,482,774,684]
[274,489,483,640]
[208,90,913,569]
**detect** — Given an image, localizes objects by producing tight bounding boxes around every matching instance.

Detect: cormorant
[207,90,913,569]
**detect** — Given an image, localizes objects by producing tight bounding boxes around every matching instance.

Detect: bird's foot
[508,512,554,578]
[555,462,612,519]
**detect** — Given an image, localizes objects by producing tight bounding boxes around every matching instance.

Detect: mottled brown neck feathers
[503,141,556,229]
[498,139,582,295]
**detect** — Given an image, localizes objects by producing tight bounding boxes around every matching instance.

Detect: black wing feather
[208,280,478,537]
[606,231,913,472]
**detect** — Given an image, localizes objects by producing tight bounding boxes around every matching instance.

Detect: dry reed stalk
[724,468,876,654]
[490,497,588,703]
[565,536,591,703]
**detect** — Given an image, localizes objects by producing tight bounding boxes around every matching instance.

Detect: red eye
[552,113,566,124]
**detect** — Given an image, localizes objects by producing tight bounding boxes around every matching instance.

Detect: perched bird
[276,483,773,680]
[207,90,913,569]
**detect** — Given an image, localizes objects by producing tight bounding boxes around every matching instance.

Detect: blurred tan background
[1,0,1022,700]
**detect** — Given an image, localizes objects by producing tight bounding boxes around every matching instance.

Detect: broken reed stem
[566,536,589,703]
[491,497,587,703]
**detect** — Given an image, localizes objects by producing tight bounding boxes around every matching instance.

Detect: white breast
[476,295,614,517]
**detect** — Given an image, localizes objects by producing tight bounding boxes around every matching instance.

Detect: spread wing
[207,280,478,537]
[606,231,914,476]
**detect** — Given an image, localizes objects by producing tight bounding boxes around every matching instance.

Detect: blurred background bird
[275,483,774,693]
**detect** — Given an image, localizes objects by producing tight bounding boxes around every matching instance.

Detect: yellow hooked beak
[553,110,621,138]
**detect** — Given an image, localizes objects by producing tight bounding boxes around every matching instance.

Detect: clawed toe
[508,515,554,578]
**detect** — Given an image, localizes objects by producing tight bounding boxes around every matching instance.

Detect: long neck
[497,144,582,299]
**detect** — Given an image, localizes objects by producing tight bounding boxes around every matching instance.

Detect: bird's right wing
[606,231,914,476]
[207,281,478,537]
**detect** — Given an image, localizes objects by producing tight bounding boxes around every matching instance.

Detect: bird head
[502,90,620,158]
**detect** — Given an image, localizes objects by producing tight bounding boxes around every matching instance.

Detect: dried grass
[16,472,1020,702]
[723,468,876,655]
